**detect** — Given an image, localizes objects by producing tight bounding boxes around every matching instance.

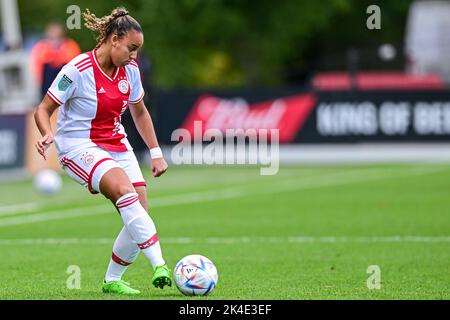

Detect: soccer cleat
[152,264,172,289]
[102,280,141,295]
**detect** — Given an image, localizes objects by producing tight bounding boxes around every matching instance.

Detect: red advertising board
[181,93,317,143]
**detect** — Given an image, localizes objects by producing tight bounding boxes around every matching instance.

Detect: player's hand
[35,133,54,160]
[151,158,168,177]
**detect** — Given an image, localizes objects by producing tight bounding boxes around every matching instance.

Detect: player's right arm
[34,95,60,160]
[34,63,80,160]
[34,64,80,160]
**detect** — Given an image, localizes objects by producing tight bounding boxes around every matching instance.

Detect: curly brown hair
[83,7,142,48]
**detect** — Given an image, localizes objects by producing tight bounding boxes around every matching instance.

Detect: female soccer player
[34,7,171,295]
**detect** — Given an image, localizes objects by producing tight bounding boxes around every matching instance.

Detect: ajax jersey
[47,50,145,156]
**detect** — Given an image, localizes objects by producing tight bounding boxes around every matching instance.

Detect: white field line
[0,203,41,216]
[1,236,450,245]
[150,165,445,207]
[0,169,334,218]
[0,166,445,228]
[0,167,366,222]
[148,168,332,190]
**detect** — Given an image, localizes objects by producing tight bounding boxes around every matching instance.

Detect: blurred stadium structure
[2,0,450,179]
[405,0,450,83]
[0,0,38,114]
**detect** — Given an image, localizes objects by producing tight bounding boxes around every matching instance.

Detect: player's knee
[117,185,136,198]
[105,184,135,203]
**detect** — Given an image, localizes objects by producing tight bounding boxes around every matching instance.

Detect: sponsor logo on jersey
[98,87,106,94]
[120,100,128,114]
[58,74,73,92]
[118,80,129,94]
[112,117,121,136]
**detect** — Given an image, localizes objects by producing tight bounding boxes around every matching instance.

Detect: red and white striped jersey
[47,50,145,156]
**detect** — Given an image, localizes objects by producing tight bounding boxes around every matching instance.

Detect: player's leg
[102,226,141,295]
[134,185,171,288]
[135,185,148,211]
[99,168,171,289]
[103,186,146,283]
[104,226,139,281]
[108,150,171,288]
[59,149,140,294]
[59,147,168,293]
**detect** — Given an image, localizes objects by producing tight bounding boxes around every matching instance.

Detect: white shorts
[59,146,146,194]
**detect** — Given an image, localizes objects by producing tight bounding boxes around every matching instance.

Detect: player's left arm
[129,100,168,177]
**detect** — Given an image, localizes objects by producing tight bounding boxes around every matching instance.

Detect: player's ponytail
[83,7,142,48]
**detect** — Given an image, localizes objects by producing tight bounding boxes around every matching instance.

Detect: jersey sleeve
[127,65,145,105]
[46,64,79,105]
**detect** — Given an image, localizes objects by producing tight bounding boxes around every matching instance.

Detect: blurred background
[1,0,450,175]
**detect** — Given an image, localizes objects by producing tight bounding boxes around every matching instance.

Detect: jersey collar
[92,49,120,82]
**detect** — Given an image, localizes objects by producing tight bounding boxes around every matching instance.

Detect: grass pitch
[0,164,449,299]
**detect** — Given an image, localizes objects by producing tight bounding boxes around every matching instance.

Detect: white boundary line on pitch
[1,236,450,245]
[0,166,445,228]
[0,203,41,216]
[0,168,336,217]
[0,167,366,221]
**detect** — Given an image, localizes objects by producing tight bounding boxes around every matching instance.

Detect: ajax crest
[82,153,95,166]
[118,80,129,94]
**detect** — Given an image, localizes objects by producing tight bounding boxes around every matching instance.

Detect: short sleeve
[127,64,145,104]
[46,64,79,105]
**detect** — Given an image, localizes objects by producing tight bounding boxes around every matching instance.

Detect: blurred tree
[308,0,412,73]
[18,0,412,88]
